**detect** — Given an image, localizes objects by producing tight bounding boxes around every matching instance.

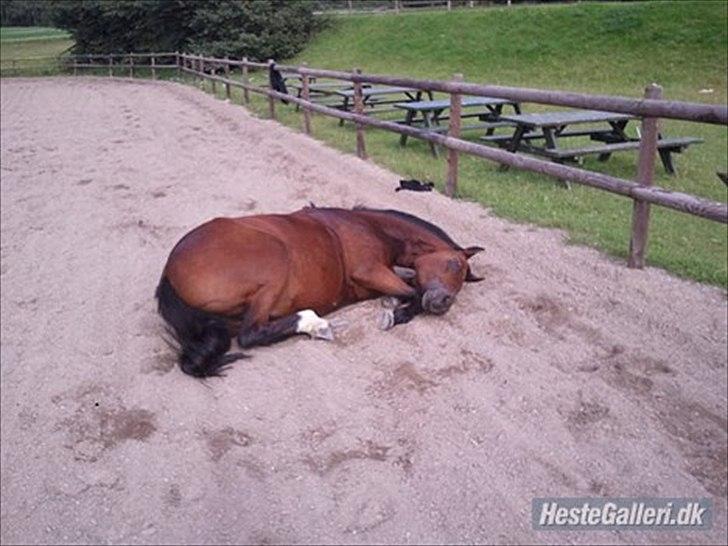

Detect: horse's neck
[357,211,450,264]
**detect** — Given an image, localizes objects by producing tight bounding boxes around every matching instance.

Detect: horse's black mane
[352,206,462,249]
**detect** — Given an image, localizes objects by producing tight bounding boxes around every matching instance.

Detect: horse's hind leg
[237,310,334,348]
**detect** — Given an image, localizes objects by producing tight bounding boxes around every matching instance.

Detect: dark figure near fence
[396,179,435,192]
[156,206,483,378]
[268,62,288,104]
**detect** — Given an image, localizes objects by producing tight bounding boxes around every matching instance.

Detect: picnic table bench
[334,86,434,125]
[395,96,522,157]
[486,110,702,175]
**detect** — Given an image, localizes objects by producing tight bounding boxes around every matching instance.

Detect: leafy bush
[1,0,54,27]
[188,0,325,60]
[50,0,325,60]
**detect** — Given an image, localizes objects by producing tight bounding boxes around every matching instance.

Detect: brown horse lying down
[156,206,483,377]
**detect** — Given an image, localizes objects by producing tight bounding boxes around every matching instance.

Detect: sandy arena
[1,77,726,545]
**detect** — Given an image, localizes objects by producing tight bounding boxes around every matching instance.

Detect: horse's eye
[446,259,461,273]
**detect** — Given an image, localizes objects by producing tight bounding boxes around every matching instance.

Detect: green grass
[0,27,69,41]
[225,0,727,286]
[0,26,73,75]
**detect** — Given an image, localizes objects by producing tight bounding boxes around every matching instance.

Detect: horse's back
[164,217,288,314]
[164,213,347,317]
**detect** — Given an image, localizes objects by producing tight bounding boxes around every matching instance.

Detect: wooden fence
[62,52,178,79]
[66,52,728,269]
[0,55,63,76]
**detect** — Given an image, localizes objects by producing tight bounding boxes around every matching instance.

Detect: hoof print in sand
[204,427,253,462]
[53,383,157,462]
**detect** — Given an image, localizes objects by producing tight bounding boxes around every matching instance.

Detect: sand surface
[1,77,726,545]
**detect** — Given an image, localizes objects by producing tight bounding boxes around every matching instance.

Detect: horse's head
[409,246,484,315]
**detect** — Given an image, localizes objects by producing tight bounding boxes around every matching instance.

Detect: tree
[50,0,194,54]
[50,0,325,60]
[1,0,54,26]
[188,0,324,60]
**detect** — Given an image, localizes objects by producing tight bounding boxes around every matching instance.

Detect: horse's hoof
[380,296,400,309]
[297,310,335,341]
[379,309,395,331]
[312,325,335,341]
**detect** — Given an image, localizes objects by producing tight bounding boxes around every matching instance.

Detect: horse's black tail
[155,276,246,378]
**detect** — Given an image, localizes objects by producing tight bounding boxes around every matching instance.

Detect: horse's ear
[465,267,484,283]
[463,246,484,259]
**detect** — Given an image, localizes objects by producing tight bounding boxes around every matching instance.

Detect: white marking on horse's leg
[296,309,334,341]
[379,309,395,331]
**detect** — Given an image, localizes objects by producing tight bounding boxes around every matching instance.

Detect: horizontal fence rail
[66,51,728,269]
[63,52,179,79]
[186,67,727,222]
[276,64,728,126]
[1,56,65,75]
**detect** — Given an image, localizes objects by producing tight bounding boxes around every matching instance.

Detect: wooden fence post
[628,83,663,269]
[151,55,156,80]
[353,67,368,160]
[108,55,113,77]
[225,56,231,100]
[267,59,276,119]
[175,51,180,79]
[242,57,250,104]
[301,62,312,135]
[129,53,134,78]
[445,73,463,197]
[73,56,77,76]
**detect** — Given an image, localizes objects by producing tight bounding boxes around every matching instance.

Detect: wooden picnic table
[334,86,434,126]
[281,72,312,82]
[487,109,702,175]
[395,96,521,157]
[289,81,356,94]
[288,81,361,110]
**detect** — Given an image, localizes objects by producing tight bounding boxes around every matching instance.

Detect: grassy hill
[242,0,726,285]
[299,1,727,102]
[0,26,72,75]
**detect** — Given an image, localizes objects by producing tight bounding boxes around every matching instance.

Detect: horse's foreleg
[352,265,418,299]
[350,266,424,331]
[379,296,424,331]
[237,310,334,348]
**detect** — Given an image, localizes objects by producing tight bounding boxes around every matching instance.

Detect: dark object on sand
[396,179,434,192]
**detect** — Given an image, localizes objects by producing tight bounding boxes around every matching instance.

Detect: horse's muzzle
[421,289,455,315]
